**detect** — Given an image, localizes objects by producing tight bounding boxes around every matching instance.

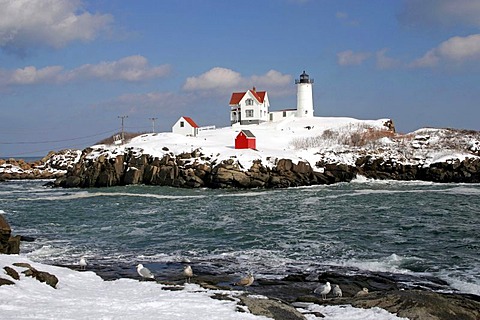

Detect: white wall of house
[172,117,198,137]
[269,110,296,122]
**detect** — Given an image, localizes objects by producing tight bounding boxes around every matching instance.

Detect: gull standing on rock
[333,284,342,298]
[137,264,154,280]
[183,265,193,283]
[79,257,87,270]
[314,281,331,300]
[235,273,254,288]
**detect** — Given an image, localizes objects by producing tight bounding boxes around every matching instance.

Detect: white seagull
[183,265,193,283]
[79,257,87,270]
[333,284,342,298]
[314,281,331,300]
[235,273,254,287]
[136,264,154,280]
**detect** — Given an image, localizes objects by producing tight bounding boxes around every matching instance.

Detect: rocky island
[38,117,480,189]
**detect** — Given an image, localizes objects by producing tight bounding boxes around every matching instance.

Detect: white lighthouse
[295,70,314,118]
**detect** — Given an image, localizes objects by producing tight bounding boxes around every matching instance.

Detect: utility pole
[118,115,128,143]
[149,117,158,133]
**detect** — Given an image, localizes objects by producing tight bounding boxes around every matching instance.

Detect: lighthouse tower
[295,70,314,118]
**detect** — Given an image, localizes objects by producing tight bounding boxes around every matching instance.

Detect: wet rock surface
[59,260,480,320]
[51,146,480,189]
[0,214,21,254]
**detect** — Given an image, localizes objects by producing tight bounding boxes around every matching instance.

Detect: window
[283,111,287,117]
[245,109,254,117]
[180,121,184,127]
[245,98,254,106]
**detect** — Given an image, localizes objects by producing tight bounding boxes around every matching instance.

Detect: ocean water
[1,179,479,296]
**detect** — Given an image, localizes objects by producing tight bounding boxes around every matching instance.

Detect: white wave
[327,254,419,275]
[17,191,207,201]
[440,186,480,196]
[444,276,480,296]
[25,244,74,262]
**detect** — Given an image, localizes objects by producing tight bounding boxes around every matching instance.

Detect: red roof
[229,88,266,105]
[182,116,199,128]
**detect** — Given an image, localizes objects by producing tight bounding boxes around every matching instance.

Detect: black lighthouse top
[295,70,314,84]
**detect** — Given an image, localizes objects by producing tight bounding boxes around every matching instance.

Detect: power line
[0,129,119,145]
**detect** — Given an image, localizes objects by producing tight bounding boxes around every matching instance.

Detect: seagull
[333,284,342,298]
[235,273,254,287]
[355,287,369,297]
[79,257,87,270]
[183,265,193,283]
[314,281,331,300]
[136,264,154,280]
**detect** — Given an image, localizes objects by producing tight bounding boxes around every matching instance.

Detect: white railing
[198,125,216,132]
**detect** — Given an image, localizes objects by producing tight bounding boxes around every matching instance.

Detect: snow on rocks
[0,150,82,180]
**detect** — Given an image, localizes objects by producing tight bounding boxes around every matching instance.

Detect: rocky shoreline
[1,209,479,319]
[0,150,81,181]
[58,259,479,320]
[49,147,480,189]
[2,246,479,319]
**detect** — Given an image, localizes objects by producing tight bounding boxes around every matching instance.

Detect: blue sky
[1,0,480,157]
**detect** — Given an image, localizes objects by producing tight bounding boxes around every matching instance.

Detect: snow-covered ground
[0,254,408,320]
[87,116,480,171]
[2,116,479,176]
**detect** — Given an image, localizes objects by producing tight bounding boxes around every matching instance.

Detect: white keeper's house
[229,87,270,125]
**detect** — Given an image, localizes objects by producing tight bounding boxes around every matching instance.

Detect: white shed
[172,116,199,137]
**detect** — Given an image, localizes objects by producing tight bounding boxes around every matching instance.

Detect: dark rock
[239,295,306,320]
[4,266,20,280]
[0,276,15,286]
[349,290,480,320]
[20,235,35,242]
[12,262,33,268]
[0,214,21,254]
[22,267,59,289]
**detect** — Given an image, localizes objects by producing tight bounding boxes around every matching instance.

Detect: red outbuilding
[235,130,256,149]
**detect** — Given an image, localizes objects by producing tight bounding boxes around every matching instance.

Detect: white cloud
[9,66,64,85]
[250,70,292,88]
[0,0,113,54]
[399,0,480,28]
[375,48,402,70]
[337,50,371,66]
[183,67,243,91]
[410,34,480,68]
[183,67,292,95]
[0,56,171,86]
[65,55,171,82]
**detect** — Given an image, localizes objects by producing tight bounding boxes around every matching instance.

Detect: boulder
[0,277,15,286]
[238,295,306,320]
[0,214,21,254]
[3,266,20,280]
[22,266,59,289]
[350,290,480,320]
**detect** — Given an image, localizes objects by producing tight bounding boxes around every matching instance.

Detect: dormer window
[245,98,254,106]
